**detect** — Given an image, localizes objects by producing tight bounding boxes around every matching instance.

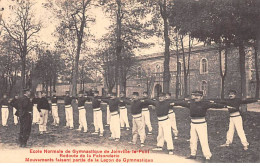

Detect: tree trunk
[53,74,56,92]
[219,46,228,99]
[83,79,85,92]
[72,43,81,96]
[238,42,247,112]
[180,35,188,97]
[238,43,246,99]
[254,45,259,98]
[161,0,170,93]
[175,37,180,98]
[20,56,26,94]
[122,79,127,95]
[115,0,123,95]
[49,78,52,96]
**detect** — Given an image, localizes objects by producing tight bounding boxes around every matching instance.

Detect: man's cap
[132,92,139,96]
[159,92,166,97]
[191,91,203,96]
[228,90,237,94]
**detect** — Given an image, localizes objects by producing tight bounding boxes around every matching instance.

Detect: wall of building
[124,45,259,99]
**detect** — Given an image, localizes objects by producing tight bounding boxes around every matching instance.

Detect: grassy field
[0,103,259,163]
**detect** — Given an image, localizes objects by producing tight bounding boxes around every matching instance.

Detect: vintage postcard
[0,0,259,164]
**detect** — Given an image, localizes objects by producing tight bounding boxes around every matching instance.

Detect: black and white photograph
[0,0,259,164]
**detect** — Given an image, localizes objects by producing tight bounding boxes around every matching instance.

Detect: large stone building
[124,45,259,99]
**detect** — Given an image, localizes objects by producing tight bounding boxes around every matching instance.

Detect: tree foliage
[1,1,42,92]
[170,0,260,98]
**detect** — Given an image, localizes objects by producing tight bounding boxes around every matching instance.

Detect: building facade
[124,45,259,99]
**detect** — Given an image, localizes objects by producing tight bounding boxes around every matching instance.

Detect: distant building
[117,45,259,99]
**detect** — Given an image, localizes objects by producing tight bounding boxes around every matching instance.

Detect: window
[201,80,207,96]
[200,58,208,74]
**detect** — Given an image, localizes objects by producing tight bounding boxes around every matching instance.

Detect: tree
[170,0,260,99]
[252,41,259,98]
[159,0,172,93]
[174,33,181,98]
[180,34,193,97]
[46,0,94,96]
[97,47,116,93]
[137,0,174,93]
[101,0,153,94]
[1,1,42,93]
[120,50,137,94]
[0,36,21,95]
[33,48,63,95]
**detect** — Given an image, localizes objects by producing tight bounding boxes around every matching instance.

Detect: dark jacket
[64,96,73,106]
[51,96,58,103]
[10,98,19,110]
[147,99,174,117]
[37,97,50,112]
[124,99,143,115]
[140,97,151,109]
[173,100,227,118]
[18,95,33,117]
[92,96,102,109]
[0,98,9,107]
[32,98,40,105]
[215,98,257,114]
[102,98,120,113]
[77,97,90,107]
[119,97,128,107]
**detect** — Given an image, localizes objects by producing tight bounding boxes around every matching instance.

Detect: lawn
[0,102,259,163]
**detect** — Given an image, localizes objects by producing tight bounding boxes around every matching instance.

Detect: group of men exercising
[1,88,259,162]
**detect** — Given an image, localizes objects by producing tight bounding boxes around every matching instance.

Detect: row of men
[2,89,259,162]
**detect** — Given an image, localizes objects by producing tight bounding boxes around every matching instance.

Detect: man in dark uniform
[90,91,104,137]
[76,91,90,133]
[172,91,232,162]
[0,93,10,126]
[32,92,40,125]
[166,93,178,140]
[105,93,111,127]
[10,94,19,125]
[146,93,174,155]
[119,91,130,130]
[124,92,146,147]
[51,90,59,126]
[102,93,121,141]
[215,90,260,150]
[37,91,51,134]
[64,91,74,129]
[141,92,152,135]
[18,88,33,148]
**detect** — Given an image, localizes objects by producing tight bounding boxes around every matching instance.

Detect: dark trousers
[19,113,32,146]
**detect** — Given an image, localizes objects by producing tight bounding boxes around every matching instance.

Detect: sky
[0,0,185,57]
